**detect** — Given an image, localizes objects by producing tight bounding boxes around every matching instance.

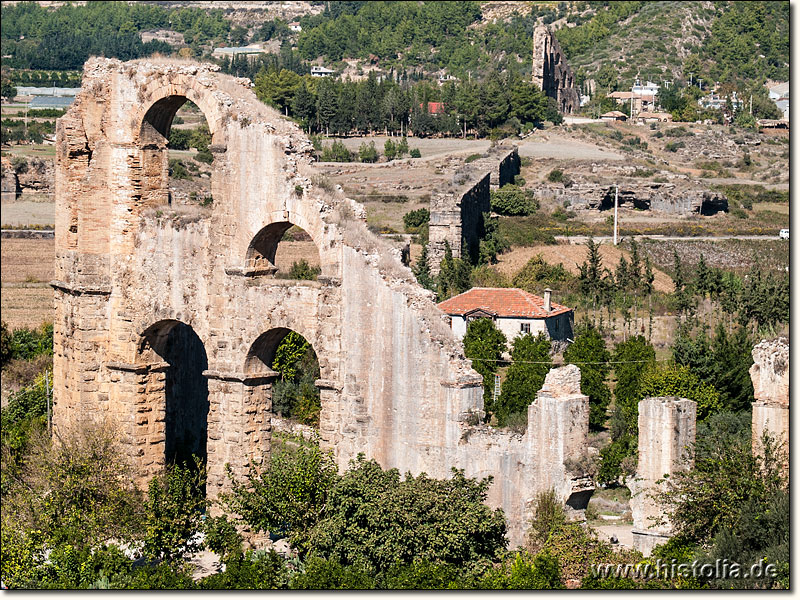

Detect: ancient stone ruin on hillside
[532,25,580,114]
[52,58,587,547]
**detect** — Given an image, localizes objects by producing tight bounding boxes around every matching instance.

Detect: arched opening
[139,320,209,466]
[245,222,321,279]
[138,95,215,209]
[246,328,321,428]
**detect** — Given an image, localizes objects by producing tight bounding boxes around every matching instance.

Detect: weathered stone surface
[53,58,588,547]
[630,396,696,557]
[428,146,519,274]
[532,26,579,114]
[750,337,789,463]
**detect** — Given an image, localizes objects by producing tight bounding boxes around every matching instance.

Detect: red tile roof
[437,288,572,319]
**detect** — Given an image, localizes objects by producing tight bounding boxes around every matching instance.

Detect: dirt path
[593,523,635,549]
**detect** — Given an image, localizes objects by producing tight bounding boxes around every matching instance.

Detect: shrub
[490,185,537,216]
[409,148,421,158]
[465,153,483,163]
[142,459,207,563]
[169,158,191,180]
[287,259,320,280]
[547,168,565,183]
[358,141,379,163]
[664,141,685,152]
[402,208,430,233]
[290,555,374,590]
[223,444,338,553]
[320,140,352,162]
[199,550,287,590]
[383,139,397,161]
[305,457,507,575]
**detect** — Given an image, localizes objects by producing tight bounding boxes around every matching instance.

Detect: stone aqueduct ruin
[52,59,592,546]
[52,59,788,550]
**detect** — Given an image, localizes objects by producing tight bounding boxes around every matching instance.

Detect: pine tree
[495,333,551,426]
[563,324,611,431]
[412,244,434,291]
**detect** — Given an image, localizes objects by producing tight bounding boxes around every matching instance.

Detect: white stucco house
[437,287,574,343]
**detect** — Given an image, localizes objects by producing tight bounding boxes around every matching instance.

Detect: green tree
[495,333,551,427]
[638,363,722,421]
[412,244,434,291]
[142,459,207,563]
[612,335,656,415]
[563,325,611,430]
[222,444,338,553]
[272,331,311,382]
[436,241,471,301]
[305,457,507,575]
[463,317,506,415]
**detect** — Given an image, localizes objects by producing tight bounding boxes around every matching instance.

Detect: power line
[469,358,672,366]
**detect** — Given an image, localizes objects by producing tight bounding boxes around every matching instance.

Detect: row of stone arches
[137,319,322,468]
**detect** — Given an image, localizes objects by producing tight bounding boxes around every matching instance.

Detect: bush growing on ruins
[287,259,320,280]
[546,168,565,183]
[490,184,537,216]
[463,317,507,416]
[563,324,611,431]
[495,333,551,427]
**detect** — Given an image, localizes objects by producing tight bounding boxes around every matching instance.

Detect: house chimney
[544,288,552,312]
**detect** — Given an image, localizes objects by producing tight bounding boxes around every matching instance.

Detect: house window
[555,318,560,332]
[520,322,530,334]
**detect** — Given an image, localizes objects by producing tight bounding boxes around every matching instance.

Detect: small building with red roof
[437,287,573,342]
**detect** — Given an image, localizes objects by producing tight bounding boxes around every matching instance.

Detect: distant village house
[437,287,574,343]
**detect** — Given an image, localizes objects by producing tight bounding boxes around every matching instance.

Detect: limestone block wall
[53,58,594,549]
[630,396,696,556]
[428,173,490,273]
[532,26,579,114]
[749,338,789,469]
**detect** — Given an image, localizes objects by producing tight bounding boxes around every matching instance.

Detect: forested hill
[0,1,790,89]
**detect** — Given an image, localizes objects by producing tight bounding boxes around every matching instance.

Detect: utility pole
[614,184,619,246]
[750,94,753,115]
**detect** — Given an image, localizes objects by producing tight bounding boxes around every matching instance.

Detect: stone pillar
[317,378,343,452]
[204,369,276,499]
[527,365,594,520]
[749,338,789,470]
[630,396,696,556]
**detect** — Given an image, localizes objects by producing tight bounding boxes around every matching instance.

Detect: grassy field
[1,238,54,329]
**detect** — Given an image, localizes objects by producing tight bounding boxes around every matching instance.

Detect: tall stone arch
[53,58,594,547]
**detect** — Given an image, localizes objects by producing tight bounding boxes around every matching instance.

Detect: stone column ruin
[749,337,789,472]
[630,396,696,556]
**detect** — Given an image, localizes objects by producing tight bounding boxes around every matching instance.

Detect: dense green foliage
[435,241,472,301]
[462,317,507,414]
[1,1,230,69]
[654,413,788,589]
[490,184,537,216]
[495,333,551,428]
[0,322,52,366]
[305,457,507,575]
[270,332,321,426]
[563,325,611,431]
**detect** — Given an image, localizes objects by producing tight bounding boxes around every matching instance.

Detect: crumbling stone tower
[53,58,592,547]
[532,25,580,114]
[749,337,789,472]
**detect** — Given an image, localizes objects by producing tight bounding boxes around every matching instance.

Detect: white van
[779,229,789,240]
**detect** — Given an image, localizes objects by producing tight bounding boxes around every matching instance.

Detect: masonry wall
[532,26,580,114]
[53,58,593,549]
